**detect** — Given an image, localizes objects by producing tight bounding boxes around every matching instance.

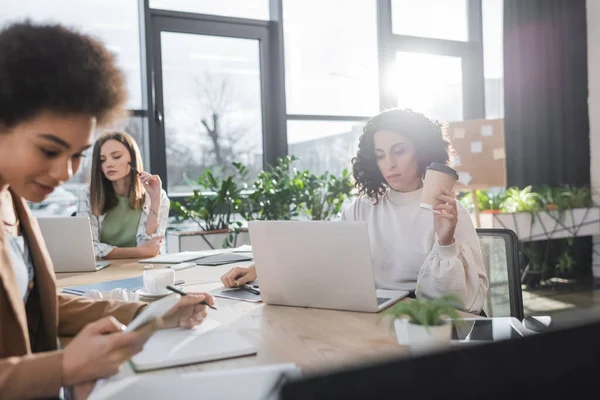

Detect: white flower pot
[394,319,452,355]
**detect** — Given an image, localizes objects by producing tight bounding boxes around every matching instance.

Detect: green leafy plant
[380,294,463,330]
[171,162,248,247]
[477,189,506,212]
[500,186,542,213]
[242,155,304,221]
[297,168,354,220]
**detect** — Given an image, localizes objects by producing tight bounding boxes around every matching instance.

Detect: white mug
[143,269,175,295]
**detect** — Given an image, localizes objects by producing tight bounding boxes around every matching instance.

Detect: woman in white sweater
[222,109,489,313]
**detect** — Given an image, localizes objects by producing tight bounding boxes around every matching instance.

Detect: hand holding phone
[124,293,181,332]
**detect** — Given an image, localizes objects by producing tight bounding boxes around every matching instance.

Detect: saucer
[137,288,178,299]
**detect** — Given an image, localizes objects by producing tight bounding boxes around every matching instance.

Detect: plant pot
[166,228,250,253]
[481,209,501,214]
[393,319,452,355]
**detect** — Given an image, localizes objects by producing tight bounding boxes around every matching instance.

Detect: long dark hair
[89,131,145,216]
[352,109,453,203]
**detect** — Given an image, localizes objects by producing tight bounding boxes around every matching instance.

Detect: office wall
[587,0,600,277]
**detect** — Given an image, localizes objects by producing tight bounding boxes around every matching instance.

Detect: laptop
[37,216,111,272]
[248,221,409,313]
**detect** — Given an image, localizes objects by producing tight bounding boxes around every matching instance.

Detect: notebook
[129,322,257,372]
[211,287,262,303]
[195,252,253,266]
[139,250,223,264]
[61,276,184,295]
[89,363,301,400]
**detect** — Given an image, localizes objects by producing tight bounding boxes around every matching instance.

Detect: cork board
[447,118,506,189]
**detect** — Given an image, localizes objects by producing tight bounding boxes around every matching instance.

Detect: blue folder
[62,276,184,295]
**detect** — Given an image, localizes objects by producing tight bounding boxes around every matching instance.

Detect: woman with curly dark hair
[342,108,488,313]
[221,109,488,315]
[0,22,213,399]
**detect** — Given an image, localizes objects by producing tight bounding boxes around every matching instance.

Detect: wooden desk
[55,260,470,376]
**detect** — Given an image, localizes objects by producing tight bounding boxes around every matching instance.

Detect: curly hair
[0,21,127,128]
[352,108,453,203]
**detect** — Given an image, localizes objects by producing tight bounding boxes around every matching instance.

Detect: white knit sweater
[341,188,489,313]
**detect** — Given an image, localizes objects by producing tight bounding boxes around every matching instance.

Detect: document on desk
[139,250,226,264]
[129,320,257,372]
[211,287,262,303]
[89,363,301,400]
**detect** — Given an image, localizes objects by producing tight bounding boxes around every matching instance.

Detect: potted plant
[380,294,463,355]
[242,155,304,221]
[477,189,506,214]
[296,168,354,220]
[170,162,250,251]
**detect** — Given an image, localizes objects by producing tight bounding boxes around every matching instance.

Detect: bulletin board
[447,118,506,190]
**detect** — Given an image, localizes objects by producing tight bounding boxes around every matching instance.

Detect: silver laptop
[248,220,409,313]
[37,216,111,272]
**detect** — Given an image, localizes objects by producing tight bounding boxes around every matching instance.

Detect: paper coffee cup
[143,269,175,295]
[420,162,459,212]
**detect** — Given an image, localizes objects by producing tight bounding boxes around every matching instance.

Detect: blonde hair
[89,131,145,216]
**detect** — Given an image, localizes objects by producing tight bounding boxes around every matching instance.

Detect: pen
[165,285,218,310]
[241,283,260,295]
[128,161,149,184]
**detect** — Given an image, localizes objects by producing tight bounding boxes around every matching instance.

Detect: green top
[100,195,142,248]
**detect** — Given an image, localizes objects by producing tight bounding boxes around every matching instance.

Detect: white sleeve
[339,197,364,221]
[138,189,170,241]
[77,188,114,259]
[415,203,489,313]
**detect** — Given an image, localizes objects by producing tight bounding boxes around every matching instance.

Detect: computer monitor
[279,318,600,399]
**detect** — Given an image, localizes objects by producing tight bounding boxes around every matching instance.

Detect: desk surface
[55,259,470,375]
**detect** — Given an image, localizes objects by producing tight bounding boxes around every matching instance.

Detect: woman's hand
[433,186,458,246]
[137,171,162,200]
[61,316,159,386]
[160,292,215,329]
[221,265,257,287]
[136,236,164,258]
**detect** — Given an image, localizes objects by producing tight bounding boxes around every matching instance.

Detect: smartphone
[124,293,181,332]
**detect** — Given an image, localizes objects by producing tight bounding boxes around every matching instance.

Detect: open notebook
[129,320,257,372]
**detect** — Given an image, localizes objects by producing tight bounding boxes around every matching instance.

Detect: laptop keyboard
[377,297,391,305]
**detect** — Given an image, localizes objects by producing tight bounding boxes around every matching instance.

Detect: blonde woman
[78,131,170,259]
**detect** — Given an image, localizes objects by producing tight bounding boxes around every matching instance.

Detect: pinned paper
[493,148,506,160]
[453,127,465,139]
[481,125,493,137]
[450,155,462,167]
[457,171,472,185]
[470,141,483,153]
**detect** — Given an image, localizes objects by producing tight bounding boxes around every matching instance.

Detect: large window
[283,0,379,117]
[150,0,270,20]
[0,0,143,109]
[394,52,463,122]
[483,0,504,118]
[391,0,469,41]
[160,32,264,194]
[287,121,362,176]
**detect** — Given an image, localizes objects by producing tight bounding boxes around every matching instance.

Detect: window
[482,0,504,118]
[150,0,270,20]
[287,120,363,176]
[160,32,264,195]
[0,0,144,109]
[391,0,469,41]
[394,52,463,123]
[283,0,379,117]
